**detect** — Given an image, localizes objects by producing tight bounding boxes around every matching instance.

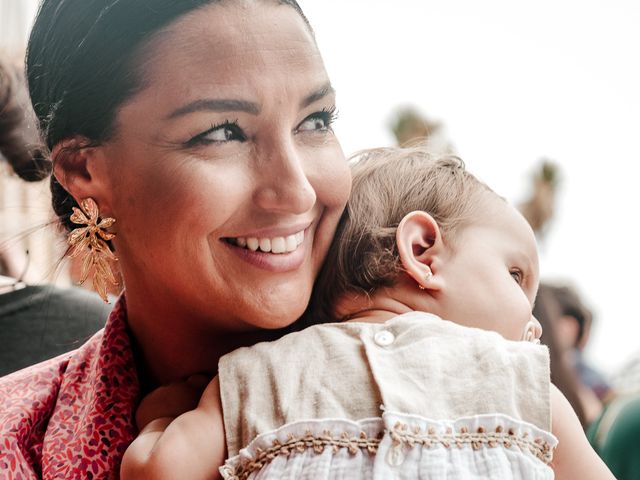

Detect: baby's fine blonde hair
[311,145,494,323]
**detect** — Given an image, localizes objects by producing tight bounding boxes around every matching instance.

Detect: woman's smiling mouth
[220,224,313,272]
[225,230,304,254]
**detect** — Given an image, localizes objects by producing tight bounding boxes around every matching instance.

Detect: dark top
[0,284,112,376]
[588,393,640,480]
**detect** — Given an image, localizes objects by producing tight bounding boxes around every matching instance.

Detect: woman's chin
[251,297,309,330]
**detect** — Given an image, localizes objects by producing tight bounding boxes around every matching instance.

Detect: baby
[122,146,614,479]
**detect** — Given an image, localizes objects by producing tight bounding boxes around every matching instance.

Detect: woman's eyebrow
[300,83,334,108]
[165,83,334,121]
[165,98,261,120]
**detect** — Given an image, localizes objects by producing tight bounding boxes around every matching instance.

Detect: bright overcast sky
[299,0,640,374]
[3,0,639,374]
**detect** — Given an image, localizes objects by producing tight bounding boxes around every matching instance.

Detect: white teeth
[231,230,305,254]
[271,237,286,254]
[246,237,259,251]
[259,238,271,252]
[285,235,297,252]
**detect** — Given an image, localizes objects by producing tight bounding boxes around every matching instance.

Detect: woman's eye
[510,269,523,285]
[297,107,338,133]
[187,121,245,146]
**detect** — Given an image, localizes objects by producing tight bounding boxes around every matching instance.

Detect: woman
[0,0,351,477]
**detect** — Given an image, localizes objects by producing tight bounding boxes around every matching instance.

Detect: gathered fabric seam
[221,420,555,480]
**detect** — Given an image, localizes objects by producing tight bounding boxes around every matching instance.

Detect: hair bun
[0,58,51,182]
[12,147,52,182]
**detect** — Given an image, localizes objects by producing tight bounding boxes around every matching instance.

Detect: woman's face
[95,2,351,331]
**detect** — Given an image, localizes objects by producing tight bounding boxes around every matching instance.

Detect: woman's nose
[253,146,317,214]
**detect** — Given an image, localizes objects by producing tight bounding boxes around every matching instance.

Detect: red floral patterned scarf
[0,296,139,479]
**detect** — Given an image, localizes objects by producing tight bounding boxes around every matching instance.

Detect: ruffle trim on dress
[220,412,558,480]
[220,417,382,480]
[384,412,558,467]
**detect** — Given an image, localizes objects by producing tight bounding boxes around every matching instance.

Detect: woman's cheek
[319,145,352,208]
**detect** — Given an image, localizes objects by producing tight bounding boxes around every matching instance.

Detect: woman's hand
[135,374,210,431]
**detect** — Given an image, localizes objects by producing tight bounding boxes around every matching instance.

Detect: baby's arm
[550,384,615,479]
[121,376,226,480]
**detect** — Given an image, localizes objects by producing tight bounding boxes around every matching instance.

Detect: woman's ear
[396,211,444,290]
[52,137,113,214]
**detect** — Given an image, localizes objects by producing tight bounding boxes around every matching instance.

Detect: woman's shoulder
[0,352,74,415]
[0,352,77,475]
[0,329,109,475]
[0,296,139,477]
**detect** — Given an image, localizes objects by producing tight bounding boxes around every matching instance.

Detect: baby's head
[315,145,541,342]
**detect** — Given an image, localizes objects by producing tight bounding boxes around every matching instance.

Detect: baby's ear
[396,211,444,291]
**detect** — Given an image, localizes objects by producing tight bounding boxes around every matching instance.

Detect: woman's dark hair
[0,59,49,181]
[26,0,311,231]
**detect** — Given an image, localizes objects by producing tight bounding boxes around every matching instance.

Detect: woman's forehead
[118,2,327,122]
[141,2,318,80]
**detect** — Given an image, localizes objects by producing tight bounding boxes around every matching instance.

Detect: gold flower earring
[68,198,119,303]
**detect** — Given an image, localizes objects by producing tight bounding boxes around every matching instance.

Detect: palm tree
[388,106,453,154]
[518,159,561,236]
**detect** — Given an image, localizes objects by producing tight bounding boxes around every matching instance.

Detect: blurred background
[1,0,60,288]
[1,0,639,407]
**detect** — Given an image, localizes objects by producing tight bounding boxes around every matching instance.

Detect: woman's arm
[551,383,615,480]
[121,376,226,480]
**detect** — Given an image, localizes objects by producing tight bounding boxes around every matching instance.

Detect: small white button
[374,330,395,347]
[386,444,405,466]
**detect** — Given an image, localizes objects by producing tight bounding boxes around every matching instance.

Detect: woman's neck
[124,292,272,388]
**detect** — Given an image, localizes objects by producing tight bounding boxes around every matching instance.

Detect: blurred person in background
[550,284,612,402]
[0,56,111,376]
[0,56,47,182]
[587,321,640,479]
[611,350,640,396]
[534,283,591,427]
[521,156,610,427]
[588,391,640,480]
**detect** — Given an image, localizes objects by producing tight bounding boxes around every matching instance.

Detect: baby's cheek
[500,305,531,341]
